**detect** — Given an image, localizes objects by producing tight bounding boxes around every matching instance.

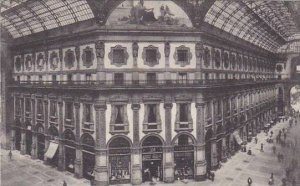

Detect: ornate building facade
[2,0,290,186]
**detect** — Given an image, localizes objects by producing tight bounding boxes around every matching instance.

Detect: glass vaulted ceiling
[204,1,297,52]
[0,0,94,38]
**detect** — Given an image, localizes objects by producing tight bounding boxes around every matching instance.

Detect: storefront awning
[233,131,243,145]
[44,141,59,159]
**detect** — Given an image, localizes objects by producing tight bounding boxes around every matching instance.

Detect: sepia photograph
[1,0,300,185]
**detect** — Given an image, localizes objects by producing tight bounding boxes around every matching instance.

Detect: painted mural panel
[107,0,193,29]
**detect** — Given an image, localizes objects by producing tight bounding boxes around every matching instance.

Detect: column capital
[131,103,140,110]
[94,104,107,111]
[74,102,80,109]
[164,103,173,109]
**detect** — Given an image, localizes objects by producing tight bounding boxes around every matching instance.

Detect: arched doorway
[36,124,45,160]
[108,136,131,184]
[141,135,163,182]
[205,128,213,172]
[15,119,22,151]
[173,134,195,180]
[25,120,32,155]
[48,126,59,167]
[64,130,76,173]
[81,133,95,180]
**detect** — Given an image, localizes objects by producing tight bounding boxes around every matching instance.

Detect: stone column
[131,103,142,185]
[20,95,26,155]
[57,98,65,171]
[31,95,38,159]
[94,100,108,186]
[211,101,218,170]
[195,100,206,181]
[221,98,227,162]
[43,96,49,163]
[74,101,83,178]
[95,41,105,81]
[164,101,174,183]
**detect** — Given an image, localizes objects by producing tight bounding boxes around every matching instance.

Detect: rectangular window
[179,103,188,122]
[37,99,43,116]
[39,75,42,82]
[114,73,124,85]
[178,73,187,84]
[25,98,31,112]
[148,104,157,123]
[177,49,188,62]
[146,49,157,63]
[50,101,57,117]
[65,102,73,120]
[112,105,126,131]
[16,98,21,116]
[52,75,57,82]
[146,73,156,85]
[113,49,125,64]
[86,73,92,81]
[67,74,72,82]
[27,75,31,82]
[17,76,20,82]
[85,104,92,122]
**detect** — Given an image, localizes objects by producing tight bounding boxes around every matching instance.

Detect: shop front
[36,124,45,160]
[81,133,95,180]
[46,126,59,167]
[142,136,163,182]
[108,136,131,185]
[205,128,213,172]
[64,130,76,173]
[25,122,32,155]
[173,134,194,180]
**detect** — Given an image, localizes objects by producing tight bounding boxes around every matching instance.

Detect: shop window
[143,104,161,132]
[176,103,192,131]
[114,73,124,85]
[174,134,194,180]
[110,105,128,133]
[109,45,128,67]
[178,73,187,84]
[146,73,156,85]
[108,137,131,184]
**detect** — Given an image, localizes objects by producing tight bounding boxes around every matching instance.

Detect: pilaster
[95,41,105,81]
[164,101,174,183]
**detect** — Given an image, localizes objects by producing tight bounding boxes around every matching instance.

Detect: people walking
[255,137,258,144]
[8,150,12,160]
[260,143,264,152]
[211,171,215,182]
[63,180,67,186]
[247,177,253,186]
